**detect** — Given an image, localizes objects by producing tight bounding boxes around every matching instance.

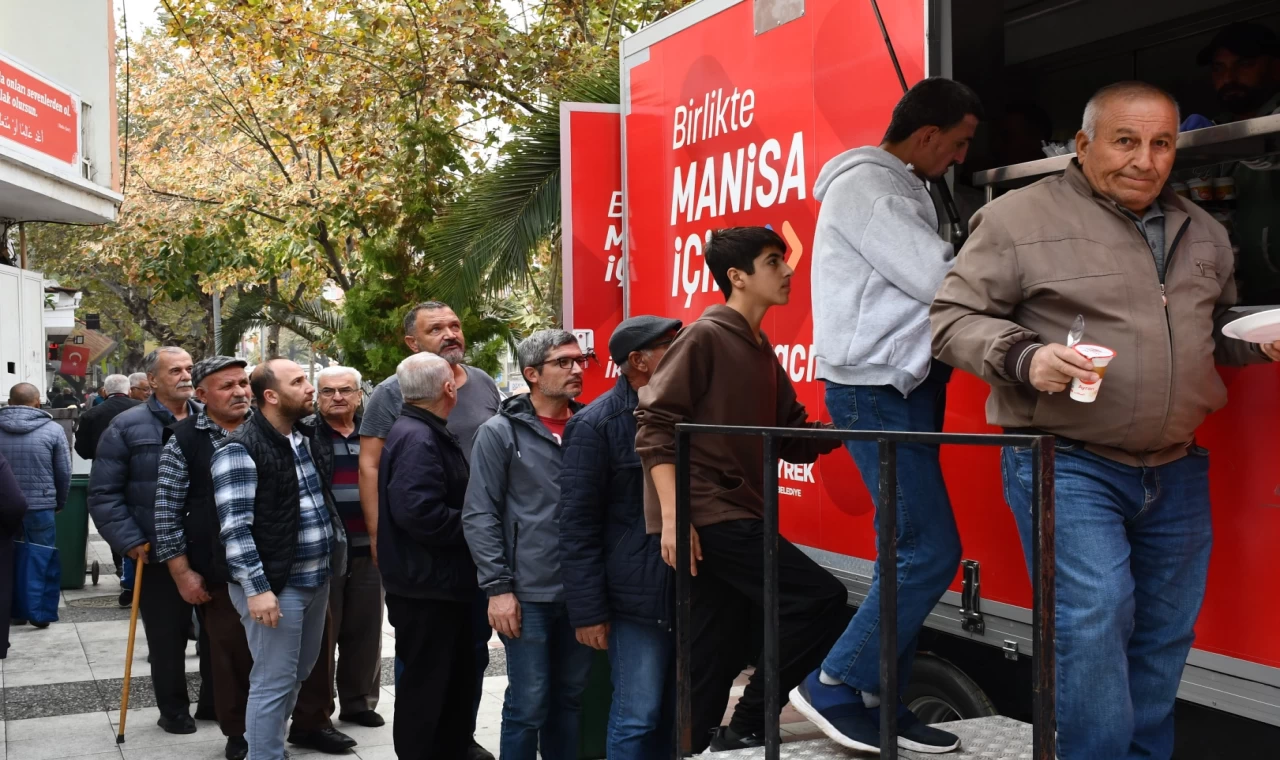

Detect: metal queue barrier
[673,425,1057,760]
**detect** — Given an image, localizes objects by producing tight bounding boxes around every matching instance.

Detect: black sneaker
[157,714,197,735]
[287,727,357,754]
[225,735,248,760]
[464,739,496,760]
[896,706,960,754]
[337,710,385,728]
[789,670,881,752]
[707,725,766,751]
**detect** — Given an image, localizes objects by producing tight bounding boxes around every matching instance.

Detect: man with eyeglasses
[463,329,592,760]
[293,367,386,738]
[358,300,502,760]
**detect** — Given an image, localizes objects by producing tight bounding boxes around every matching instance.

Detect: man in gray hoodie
[791,78,983,755]
[463,329,591,760]
[0,383,71,628]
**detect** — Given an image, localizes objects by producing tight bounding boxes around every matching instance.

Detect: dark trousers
[689,519,850,753]
[386,593,476,760]
[139,565,195,721]
[202,582,335,737]
[324,556,383,716]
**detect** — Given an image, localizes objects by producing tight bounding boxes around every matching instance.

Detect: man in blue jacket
[559,316,680,760]
[378,352,477,759]
[0,383,70,628]
[89,347,205,734]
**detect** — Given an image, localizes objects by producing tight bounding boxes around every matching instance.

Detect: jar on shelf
[1187,178,1213,202]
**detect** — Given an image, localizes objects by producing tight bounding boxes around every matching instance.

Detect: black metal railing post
[761,434,781,760]
[668,424,1055,760]
[674,429,692,757]
[1031,437,1057,760]
[877,439,899,760]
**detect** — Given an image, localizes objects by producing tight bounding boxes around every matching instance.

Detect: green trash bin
[55,474,91,590]
[578,647,613,759]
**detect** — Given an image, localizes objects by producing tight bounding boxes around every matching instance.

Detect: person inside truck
[635,226,849,753]
[794,76,983,756]
[1197,21,1280,305]
[931,81,1280,760]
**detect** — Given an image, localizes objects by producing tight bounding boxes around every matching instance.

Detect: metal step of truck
[710,716,1033,759]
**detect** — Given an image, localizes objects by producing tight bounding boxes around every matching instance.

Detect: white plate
[1222,308,1280,343]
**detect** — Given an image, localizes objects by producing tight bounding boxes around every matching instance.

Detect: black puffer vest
[219,413,346,594]
[163,417,230,583]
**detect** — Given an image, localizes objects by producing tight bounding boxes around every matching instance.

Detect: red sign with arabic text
[561,103,624,404]
[0,53,79,167]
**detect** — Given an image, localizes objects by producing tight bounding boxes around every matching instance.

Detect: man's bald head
[1081,82,1180,141]
[8,383,40,407]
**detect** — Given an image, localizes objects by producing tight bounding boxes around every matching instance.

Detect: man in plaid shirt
[211,359,347,760]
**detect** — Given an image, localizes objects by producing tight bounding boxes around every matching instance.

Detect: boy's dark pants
[688,518,851,752]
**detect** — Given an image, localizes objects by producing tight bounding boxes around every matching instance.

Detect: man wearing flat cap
[558,316,680,760]
[1196,21,1280,305]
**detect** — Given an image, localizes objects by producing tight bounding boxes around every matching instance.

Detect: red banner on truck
[0,52,80,168]
[561,103,625,404]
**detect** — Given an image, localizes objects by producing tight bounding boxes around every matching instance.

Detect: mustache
[176,381,193,389]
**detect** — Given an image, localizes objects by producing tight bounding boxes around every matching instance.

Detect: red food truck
[562,0,1280,754]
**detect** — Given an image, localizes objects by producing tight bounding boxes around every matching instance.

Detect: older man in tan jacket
[932,81,1280,760]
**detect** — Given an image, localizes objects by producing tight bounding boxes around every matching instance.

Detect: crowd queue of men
[0,21,1269,760]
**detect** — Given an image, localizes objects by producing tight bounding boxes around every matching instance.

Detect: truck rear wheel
[905,653,998,724]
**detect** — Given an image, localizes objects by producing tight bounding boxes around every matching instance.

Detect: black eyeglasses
[648,338,676,350]
[534,355,590,370]
[319,387,360,398]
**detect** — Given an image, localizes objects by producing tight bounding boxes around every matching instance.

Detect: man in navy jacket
[559,316,680,760]
[377,352,477,759]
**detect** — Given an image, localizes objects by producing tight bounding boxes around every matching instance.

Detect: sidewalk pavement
[1,525,821,760]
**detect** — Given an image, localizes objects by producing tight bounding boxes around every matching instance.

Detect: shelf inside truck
[972,113,1280,190]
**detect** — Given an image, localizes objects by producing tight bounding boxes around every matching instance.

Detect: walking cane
[117,544,148,744]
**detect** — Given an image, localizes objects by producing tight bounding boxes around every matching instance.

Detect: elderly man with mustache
[932,82,1280,760]
[91,347,207,735]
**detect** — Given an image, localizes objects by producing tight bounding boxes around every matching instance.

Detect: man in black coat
[0,451,30,659]
[558,316,681,760]
[377,352,477,759]
[73,374,139,460]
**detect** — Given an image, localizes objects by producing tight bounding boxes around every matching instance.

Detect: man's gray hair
[397,353,453,403]
[144,346,188,375]
[317,366,362,388]
[1081,81,1180,140]
[128,372,148,388]
[517,329,580,371]
[103,374,130,396]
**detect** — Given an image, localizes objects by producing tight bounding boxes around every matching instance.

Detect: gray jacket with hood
[0,406,71,512]
[811,147,955,395]
[463,393,584,603]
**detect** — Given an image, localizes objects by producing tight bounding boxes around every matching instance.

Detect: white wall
[0,0,118,192]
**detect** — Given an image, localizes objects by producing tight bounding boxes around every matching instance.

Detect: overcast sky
[118,1,160,40]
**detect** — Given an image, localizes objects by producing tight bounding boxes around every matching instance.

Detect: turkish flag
[60,345,88,377]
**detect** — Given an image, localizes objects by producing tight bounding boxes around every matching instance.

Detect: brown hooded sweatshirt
[635,304,839,533]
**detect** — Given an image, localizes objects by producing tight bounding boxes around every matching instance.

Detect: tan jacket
[931,161,1267,467]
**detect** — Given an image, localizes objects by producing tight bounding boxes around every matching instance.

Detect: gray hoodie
[0,406,71,512]
[811,147,955,395]
[463,393,584,603]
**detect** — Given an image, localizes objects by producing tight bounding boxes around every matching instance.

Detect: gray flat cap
[609,316,683,364]
[192,355,248,389]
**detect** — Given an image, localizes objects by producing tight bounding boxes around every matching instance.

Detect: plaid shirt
[153,409,235,564]
[211,430,334,595]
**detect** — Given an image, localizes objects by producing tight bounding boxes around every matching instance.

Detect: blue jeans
[21,510,56,546]
[1002,444,1212,760]
[820,378,962,694]
[229,583,329,760]
[498,600,594,760]
[607,619,674,760]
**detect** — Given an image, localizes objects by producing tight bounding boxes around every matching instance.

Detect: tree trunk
[267,323,281,356]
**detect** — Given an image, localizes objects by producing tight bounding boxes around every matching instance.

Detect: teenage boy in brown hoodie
[635,226,851,753]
